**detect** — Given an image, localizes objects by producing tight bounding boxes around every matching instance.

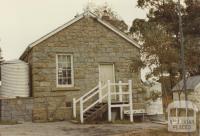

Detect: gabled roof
[20,11,140,60]
[172,75,200,91]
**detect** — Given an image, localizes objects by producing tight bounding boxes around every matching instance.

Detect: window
[56,54,74,87]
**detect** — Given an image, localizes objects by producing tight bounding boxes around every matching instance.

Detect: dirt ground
[0,121,166,136]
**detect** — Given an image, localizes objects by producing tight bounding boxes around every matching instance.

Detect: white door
[99,64,116,101]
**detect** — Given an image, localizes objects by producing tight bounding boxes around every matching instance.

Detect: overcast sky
[0,0,146,60]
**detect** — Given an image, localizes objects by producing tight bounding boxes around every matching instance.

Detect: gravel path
[0,121,165,136]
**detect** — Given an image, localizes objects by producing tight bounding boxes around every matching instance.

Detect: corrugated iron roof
[172,75,200,91]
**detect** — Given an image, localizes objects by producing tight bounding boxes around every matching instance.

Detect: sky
[0,0,146,60]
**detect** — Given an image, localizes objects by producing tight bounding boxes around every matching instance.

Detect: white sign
[167,101,198,132]
[168,117,196,132]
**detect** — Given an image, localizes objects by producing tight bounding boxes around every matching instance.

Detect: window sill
[52,87,80,92]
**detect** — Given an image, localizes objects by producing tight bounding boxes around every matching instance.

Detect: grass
[0,120,19,125]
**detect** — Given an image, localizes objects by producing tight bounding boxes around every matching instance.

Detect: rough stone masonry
[17,14,144,121]
[21,16,142,101]
[0,95,71,122]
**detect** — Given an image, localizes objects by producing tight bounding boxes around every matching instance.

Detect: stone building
[7,11,142,122]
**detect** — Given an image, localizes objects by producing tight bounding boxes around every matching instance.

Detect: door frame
[98,63,116,84]
[98,63,116,100]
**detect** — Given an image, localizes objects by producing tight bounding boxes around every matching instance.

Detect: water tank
[1,60,29,98]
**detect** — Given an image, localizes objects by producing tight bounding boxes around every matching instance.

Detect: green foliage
[130,19,179,83]
[183,1,200,75]
[131,0,200,86]
[129,58,145,73]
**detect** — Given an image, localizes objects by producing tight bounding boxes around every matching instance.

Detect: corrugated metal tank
[1,60,30,98]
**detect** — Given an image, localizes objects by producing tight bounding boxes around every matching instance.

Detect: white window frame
[56,54,74,87]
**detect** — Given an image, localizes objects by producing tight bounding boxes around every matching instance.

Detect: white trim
[56,54,74,87]
[20,11,140,59]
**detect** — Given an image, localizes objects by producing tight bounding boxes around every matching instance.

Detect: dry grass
[0,120,19,125]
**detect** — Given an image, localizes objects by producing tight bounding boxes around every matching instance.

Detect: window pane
[68,78,72,84]
[62,69,67,77]
[57,55,73,86]
[63,78,67,84]
[67,69,71,77]
[67,62,71,68]
[58,78,62,85]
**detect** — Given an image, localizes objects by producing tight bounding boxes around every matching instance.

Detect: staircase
[73,80,133,123]
[84,103,107,123]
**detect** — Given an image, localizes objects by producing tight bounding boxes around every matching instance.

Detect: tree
[132,0,200,84]
[183,0,200,75]
[131,0,200,106]
[130,19,179,106]
[84,3,128,32]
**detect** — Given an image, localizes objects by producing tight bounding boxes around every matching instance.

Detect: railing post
[80,97,84,123]
[119,81,123,120]
[129,80,133,122]
[99,81,102,103]
[108,80,112,122]
[73,98,76,118]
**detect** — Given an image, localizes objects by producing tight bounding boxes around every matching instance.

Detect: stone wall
[22,16,141,100]
[0,97,33,121]
[0,95,71,122]
[32,95,72,122]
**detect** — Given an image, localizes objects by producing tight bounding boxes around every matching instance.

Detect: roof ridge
[20,11,140,60]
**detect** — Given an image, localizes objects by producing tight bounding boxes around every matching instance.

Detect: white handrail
[119,80,123,120]
[83,99,100,113]
[83,89,100,103]
[80,97,83,123]
[81,83,108,123]
[101,93,108,100]
[99,81,102,103]
[73,80,133,124]
[73,85,98,119]
[108,80,112,122]
[101,84,108,90]
[129,80,133,122]
[76,85,98,102]
[111,92,130,95]
[110,83,129,86]
[75,83,108,123]
[83,83,107,110]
